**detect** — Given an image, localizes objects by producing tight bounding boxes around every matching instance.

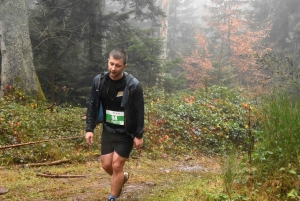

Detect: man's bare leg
[101,151,127,197]
[101,152,113,175]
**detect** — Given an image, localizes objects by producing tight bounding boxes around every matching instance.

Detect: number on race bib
[106,110,125,125]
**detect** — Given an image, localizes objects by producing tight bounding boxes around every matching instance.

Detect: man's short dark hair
[109,49,128,65]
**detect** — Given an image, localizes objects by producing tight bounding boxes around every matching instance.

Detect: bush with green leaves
[144,86,258,156]
[0,98,89,165]
[1,85,258,164]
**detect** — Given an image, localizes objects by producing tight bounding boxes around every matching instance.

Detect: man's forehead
[108,56,125,64]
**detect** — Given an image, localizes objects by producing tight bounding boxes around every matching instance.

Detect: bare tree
[160,0,170,60]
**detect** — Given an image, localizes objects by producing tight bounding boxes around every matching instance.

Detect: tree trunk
[0,0,38,97]
[88,0,106,72]
[160,0,170,60]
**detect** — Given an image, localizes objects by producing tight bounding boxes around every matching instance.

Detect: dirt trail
[0,154,220,201]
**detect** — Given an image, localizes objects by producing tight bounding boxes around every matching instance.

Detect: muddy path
[0,154,221,201]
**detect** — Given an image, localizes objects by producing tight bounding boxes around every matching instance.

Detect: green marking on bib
[106,110,125,125]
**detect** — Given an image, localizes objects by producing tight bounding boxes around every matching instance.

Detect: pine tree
[28,0,164,105]
[252,0,300,55]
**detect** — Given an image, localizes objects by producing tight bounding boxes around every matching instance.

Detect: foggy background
[11,0,300,105]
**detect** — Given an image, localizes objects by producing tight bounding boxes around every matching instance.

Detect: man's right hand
[85,132,94,146]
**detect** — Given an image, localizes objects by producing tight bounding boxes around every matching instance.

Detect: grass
[257,93,300,169]
[1,151,279,201]
[221,152,237,201]
[249,93,300,200]
[0,154,223,201]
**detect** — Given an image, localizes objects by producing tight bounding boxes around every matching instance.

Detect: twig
[24,159,70,167]
[0,136,82,150]
[37,172,85,178]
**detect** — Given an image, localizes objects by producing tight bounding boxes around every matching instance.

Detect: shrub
[144,86,257,156]
[1,85,258,164]
[0,98,89,164]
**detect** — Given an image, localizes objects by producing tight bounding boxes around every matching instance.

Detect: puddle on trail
[177,164,208,172]
[159,164,208,173]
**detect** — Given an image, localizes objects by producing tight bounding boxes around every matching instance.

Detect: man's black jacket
[85,72,144,139]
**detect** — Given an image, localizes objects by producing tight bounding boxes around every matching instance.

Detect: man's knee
[112,160,124,172]
[102,162,111,171]
[101,155,113,173]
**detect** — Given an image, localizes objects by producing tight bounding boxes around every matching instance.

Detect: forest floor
[0,152,221,201]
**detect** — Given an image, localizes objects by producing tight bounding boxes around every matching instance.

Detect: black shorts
[101,124,134,158]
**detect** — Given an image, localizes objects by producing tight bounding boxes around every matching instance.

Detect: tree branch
[25,159,71,167]
[0,136,82,150]
[36,172,85,178]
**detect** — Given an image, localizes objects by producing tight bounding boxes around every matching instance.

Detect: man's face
[108,56,126,80]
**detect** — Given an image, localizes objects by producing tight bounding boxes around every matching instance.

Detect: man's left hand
[134,137,143,150]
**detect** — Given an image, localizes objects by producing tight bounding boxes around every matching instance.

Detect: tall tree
[251,0,300,95]
[87,0,106,73]
[194,0,270,89]
[160,0,170,60]
[252,0,300,55]
[168,0,204,58]
[0,0,39,98]
[28,0,164,105]
[182,33,213,89]
[158,0,206,92]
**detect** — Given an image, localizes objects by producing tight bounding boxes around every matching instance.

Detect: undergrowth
[249,93,300,201]
[1,86,299,200]
[1,85,257,164]
[144,85,259,156]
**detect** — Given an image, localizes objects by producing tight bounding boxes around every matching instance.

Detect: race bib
[106,110,125,125]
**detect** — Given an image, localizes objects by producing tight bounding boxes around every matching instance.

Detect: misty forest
[0,0,299,200]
